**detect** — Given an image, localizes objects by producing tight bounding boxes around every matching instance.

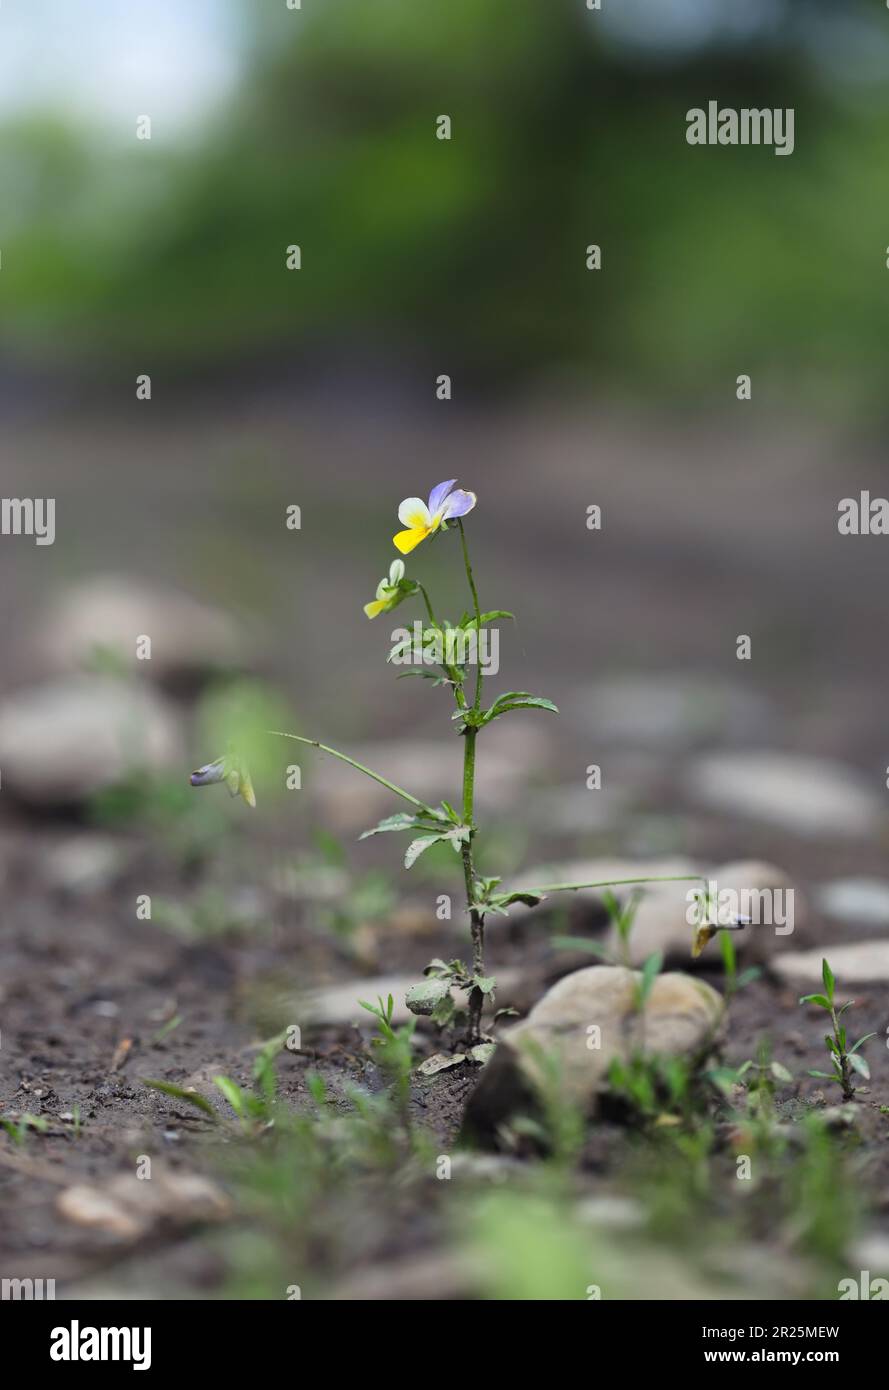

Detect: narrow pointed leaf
[404,834,444,869]
[799,994,831,1009]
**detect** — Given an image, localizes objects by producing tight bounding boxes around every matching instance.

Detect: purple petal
[190,757,227,787]
[441,488,476,520]
[427,479,456,515]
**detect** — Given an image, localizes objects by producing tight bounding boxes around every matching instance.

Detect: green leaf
[252,1029,288,1096]
[498,890,543,908]
[359,812,421,839]
[799,993,831,1010]
[474,975,496,995]
[141,1079,216,1117]
[452,707,486,731]
[386,636,414,664]
[770,1061,793,1083]
[306,1072,328,1106]
[418,1052,467,1076]
[442,824,471,852]
[481,693,559,726]
[476,885,545,916]
[849,1033,877,1054]
[405,978,452,1017]
[719,928,737,977]
[638,951,663,1006]
[821,957,835,1002]
[404,834,444,869]
[601,889,621,923]
[462,610,515,629]
[808,1070,840,1080]
[736,966,762,990]
[430,992,456,1027]
[213,1075,247,1118]
[494,1007,519,1024]
[848,1053,870,1079]
[706,1066,744,1095]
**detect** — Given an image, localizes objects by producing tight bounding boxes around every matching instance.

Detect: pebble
[685,752,884,839]
[37,575,247,687]
[462,965,725,1145]
[773,940,889,985]
[0,676,181,807]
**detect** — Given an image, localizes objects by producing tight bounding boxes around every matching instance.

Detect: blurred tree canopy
[1,0,887,408]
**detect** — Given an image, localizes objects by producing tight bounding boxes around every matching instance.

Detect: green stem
[456,521,486,1042]
[458,519,484,713]
[268,732,429,811]
[417,583,467,710]
[828,1003,855,1101]
[515,874,706,896]
[417,583,438,627]
[462,726,484,1044]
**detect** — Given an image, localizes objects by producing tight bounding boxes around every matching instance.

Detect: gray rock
[608,859,800,966]
[509,855,696,914]
[773,940,889,985]
[509,856,799,965]
[570,675,770,750]
[816,878,889,927]
[44,834,126,894]
[850,1233,889,1279]
[57,1170,231,1241]
[462,965,725,1144]
[0,676,182,807]
[37,575,247,686]
[686,752,884,839]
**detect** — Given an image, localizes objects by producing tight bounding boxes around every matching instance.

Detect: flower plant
[192,480,700,1045]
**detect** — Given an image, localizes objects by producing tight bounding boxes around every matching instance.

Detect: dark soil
[3,397,889,1298]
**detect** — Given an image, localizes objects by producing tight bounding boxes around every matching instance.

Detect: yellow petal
[364,598,387,618]
[239,772,257,808]
[393,526,428,554]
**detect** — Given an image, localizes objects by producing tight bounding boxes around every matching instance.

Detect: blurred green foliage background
[1,0,887,410]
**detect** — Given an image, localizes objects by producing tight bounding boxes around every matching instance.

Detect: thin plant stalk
[268,732,429,811]
[457,519,485,1042]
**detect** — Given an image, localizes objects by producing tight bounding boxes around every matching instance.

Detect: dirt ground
[2,388,889,1298]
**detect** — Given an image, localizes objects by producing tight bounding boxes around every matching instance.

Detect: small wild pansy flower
[190,474,704,1050]
[393,478,477,555]
[190,752,256,808]
[364,558,409,619]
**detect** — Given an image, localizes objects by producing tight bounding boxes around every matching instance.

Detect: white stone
[686,752,884,838]
[0,676,181,806]
[38,575,247,686]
